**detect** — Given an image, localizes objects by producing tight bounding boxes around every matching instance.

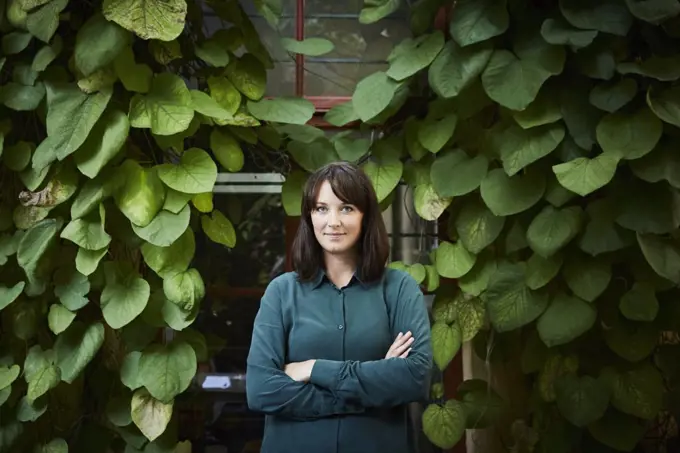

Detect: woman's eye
[316,206,327,212]
[342,206,354,213]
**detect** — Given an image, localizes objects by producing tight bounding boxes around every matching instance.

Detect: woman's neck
[323,251,357,288]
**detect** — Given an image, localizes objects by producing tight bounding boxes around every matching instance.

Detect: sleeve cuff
[310,359,342,391]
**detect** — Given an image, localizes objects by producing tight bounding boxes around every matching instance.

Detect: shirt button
[338,325,344,330]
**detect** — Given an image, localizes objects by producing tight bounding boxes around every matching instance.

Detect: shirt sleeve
[246,278,365,420]
[309,273,433,408]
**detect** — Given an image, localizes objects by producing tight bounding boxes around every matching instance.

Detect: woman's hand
[385,331,414,359]
[284,359,316,382]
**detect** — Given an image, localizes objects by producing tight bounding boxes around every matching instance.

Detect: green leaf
[449,0,509,47]
[452,294,485,341]
[102,0,187,41]
[605,317,659,362]
[54,268,90,311]
[60,206,112,251]
[2,32,32,54]
[156,148,217,194]
[637,233,680,284]
[3,141,32,172]
[0,282,25,311]
[281,170,307,216]
[26,0,68,43]
[647,84,680,128]
[612,364,664,419]
[208,129,242,173]
[616,182,679,234]
[559,0,633,36]
[48,304,76,335]
[590,78,637,113]
[552,154,619,197]
[17,219,58,276]
[480,168,546,216]
[537,293,596,347]
[163,269,205,312]
[428,41,492,99]
[281,37,333,56]
[482,50,551,111]
[540,17,598,49]
[32,82,112,169]
[129,73,194,136]
[17,395,47,421]
[132,205,191,247]
[323,101,359,127]
[511,88,562,129]
[0,365,19,390]
[359,0,400,24]
[513,28,566,75]
[618,54,680,81]
[121,351,143,390]
[106,394,132,427]
[24,345,60,401]
[387,31,445,81]
[74,109,129,179]
[287,138,338,173]
[455,198,505,254]
[333,135,370,163]
[625,0,680,24]
[247,97,314,125]
[195,40,230,67]
[141,229,195,279]
[1,81,45,111]
[422,400,467,449]
[589,411,645,452]
[55,321,105,383]
[192,193,213,212]
[190,90,233,121]
[554,374,610,427]
[226,54,266,101]
[418,113,457,153]
[41,438,68,453]
[101,261,150,329]
[362,159,403,203]
[620,282,658,322]
[527,205,582,258]
[526,253,563,290]
[431,150,488,197]
[414,184,452,221]
[114,46,152,93]
[76,247,107,276]
[431,322,461,371]
[596,106,663,160]
[484,262,548,332]
[131,388,173,442]
[75,13,130,77]
[458,379,505,429]
[139,341,196,403]
[499,123,565,176]
[201,210,236,247]
[563,255,611,302]
[436,241,476,279]
[352,72,399,122]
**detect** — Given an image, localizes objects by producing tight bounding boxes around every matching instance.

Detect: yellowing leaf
[103,0,187,41]
[131,388,173,441]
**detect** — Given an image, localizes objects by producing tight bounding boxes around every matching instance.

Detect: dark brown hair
[291,161,390,283]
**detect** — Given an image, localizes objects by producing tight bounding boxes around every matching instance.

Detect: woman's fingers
[399,348,412,358]
[386,332,415,358]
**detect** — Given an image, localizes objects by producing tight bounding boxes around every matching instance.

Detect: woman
[246,161,433,453]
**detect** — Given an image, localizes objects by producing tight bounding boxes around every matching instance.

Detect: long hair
[291,161,390,283]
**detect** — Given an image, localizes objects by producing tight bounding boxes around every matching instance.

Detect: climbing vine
[2,0,680,452]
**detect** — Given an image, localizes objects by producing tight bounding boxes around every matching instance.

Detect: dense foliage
[2,0,680,452]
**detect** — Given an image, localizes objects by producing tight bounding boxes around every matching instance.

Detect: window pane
[194,192,286,290]
[304,61,387,96]
[303,4,411,96]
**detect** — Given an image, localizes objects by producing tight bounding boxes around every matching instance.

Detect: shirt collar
[311,268,366,289]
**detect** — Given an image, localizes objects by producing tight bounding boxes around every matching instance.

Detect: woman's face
[311,180,364,256]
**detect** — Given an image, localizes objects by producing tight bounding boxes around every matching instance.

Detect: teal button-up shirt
[246,268,433,453]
